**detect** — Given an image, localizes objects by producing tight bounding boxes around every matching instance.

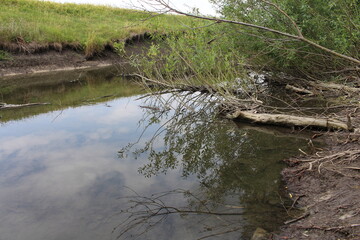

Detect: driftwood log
[226,110,353,131]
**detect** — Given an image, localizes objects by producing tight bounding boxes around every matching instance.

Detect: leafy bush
[132,26,246,87]
[211,0,360,80]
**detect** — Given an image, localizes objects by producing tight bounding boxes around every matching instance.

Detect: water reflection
[0,94,198,240]
[0,71,312,240]
[0,66,143,123]
[119,93,310,239]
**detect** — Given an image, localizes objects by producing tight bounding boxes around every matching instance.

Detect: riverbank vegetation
[139,0,359,80]
[130,0,359,132]
[0,0,196,58]
[128,1,360,239]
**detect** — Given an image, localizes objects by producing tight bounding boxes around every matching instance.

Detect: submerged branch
[115,188,243,239]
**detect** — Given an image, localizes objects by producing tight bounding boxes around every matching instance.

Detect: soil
[0,40,151,78]
[0,49,117,78]
[275,129,360,238]
[1,46,360,240]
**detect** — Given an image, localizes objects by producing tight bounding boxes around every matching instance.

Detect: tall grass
[0,0,197,54]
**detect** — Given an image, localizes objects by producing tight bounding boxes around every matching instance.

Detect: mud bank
[0,50,115,77]
[274,129,360,240]
[0,36,151,78]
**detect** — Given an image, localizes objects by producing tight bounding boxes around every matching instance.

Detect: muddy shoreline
[1,51,359,240]
[0,49,120,78]
[0,38,153,78]
[275,131,360,240]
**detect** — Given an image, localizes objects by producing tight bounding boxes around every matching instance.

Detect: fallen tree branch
[285,84,314,95]
[129,73,252,96]
[0,102,50,110]
[310,82,360,93]
[226,110,354,131]
[297,223,360,231]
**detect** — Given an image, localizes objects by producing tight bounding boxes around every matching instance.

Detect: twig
[284,212,310,225]
[297,223,360,231]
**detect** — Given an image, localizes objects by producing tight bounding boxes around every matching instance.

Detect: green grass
[0,0,197,55]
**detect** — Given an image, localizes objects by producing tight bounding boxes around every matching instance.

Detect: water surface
[0,69,311,239]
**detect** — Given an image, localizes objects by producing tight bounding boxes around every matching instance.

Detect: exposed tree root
[290,148,360,176]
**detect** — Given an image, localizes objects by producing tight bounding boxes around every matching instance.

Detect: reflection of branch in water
[118,92,218,159]
[114,188,244,240]
[116,92,307,238]
[119,91,303,201]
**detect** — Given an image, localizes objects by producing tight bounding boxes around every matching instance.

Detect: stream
[0,67,311,240]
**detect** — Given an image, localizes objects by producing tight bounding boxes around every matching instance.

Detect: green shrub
[113,41,126,56]
[211,0,360,80]
[0,50,12,61]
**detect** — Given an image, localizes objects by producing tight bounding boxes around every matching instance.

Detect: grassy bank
[0,0,195,57]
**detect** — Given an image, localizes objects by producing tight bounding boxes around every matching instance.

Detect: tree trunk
[226,110,353,131]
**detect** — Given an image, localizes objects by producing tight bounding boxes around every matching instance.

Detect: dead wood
[296,223,360,231]
[284,212,310,225]
[0,102,50,110]
[226,110,354,131]
[285,84,314,95]
[310,82,360,93]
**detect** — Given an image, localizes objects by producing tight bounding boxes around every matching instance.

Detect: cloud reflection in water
[0,92,310,240]
[0,96,199,240]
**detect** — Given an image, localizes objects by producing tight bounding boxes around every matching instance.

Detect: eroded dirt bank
[0,50,116,77]
[275,129,360,240]
[0,38,151,78]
